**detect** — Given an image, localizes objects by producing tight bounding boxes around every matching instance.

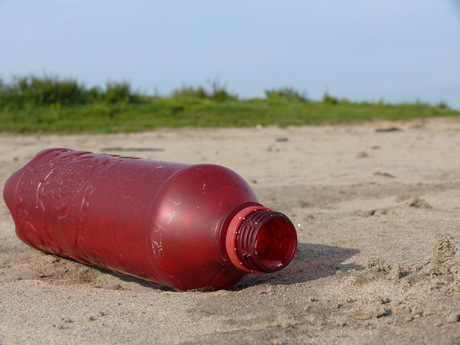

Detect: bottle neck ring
[225,206,297,273]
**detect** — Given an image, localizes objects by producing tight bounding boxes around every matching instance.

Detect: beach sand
[1,117,460,344]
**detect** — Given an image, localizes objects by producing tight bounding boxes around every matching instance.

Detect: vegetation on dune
[0,74,458,134]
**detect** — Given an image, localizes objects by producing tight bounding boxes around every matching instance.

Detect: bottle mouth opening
[226,206,297,273]
[253,217,297,271]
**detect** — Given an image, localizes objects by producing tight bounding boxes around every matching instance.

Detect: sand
[1,117,460,344]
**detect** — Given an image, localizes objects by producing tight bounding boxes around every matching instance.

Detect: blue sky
[1,0,460,109]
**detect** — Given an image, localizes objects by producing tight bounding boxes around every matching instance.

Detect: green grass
[0,75,459,134]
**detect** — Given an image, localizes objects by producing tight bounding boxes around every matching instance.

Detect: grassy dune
[0,75,458,134]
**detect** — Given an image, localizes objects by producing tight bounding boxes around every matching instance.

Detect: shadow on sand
[54,242,361,292]
[232,242,361,289]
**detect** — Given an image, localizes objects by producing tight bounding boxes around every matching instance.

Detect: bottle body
[3,148,297,291]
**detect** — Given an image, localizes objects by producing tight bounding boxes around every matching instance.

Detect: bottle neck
[225,206,297,273]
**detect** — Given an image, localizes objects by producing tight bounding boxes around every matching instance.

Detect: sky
[1,0,460,109]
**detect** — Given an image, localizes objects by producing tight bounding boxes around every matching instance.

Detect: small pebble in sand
[374,171,396,178]
[356,151,369,159]
[409,197,433,209]
[446,313,460,323]
[375,127,402,132]
[388,263,403,280]
[367,257,389,272]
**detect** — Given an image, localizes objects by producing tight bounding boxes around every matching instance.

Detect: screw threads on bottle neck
[225,206,297,273]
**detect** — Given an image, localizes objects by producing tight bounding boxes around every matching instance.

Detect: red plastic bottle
[3,148,297,291]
